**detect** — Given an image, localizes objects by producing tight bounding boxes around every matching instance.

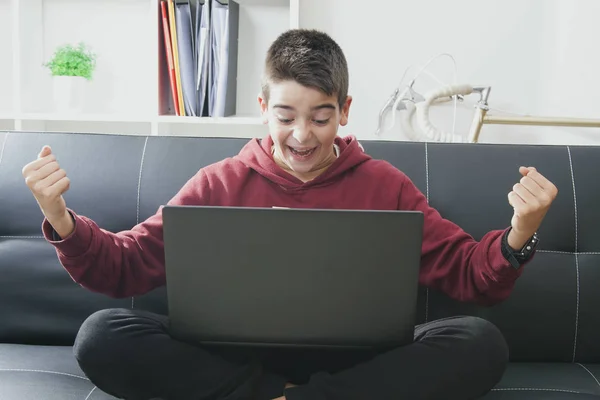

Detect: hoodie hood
[235,134,372,190]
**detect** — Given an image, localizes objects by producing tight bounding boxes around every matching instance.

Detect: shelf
[157,122,268,138]
[157,114,268,138]
[0,120,14,131]
[18,113,155,123]
[157,115,263,125]
[0,112,266,136]
[4,113,263,125]
[234,0,289,5]
[157,0,291,118]
[2,0,298,136]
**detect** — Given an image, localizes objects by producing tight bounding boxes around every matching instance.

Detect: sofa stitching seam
[424,142,429,323]
[537,250,600,255]
[0,236,45,239]
[0,132,8,170]
[0,368,89,380]
[3,237,600,256]
[567,145,580,363]
[567,146,579,252]
[132,136,149,310]
[3,236,600,255]
[84,386,97,400]
[0,235,600,256]
[136,136,149,226]
[577,363,600,390]
[491,388,580,393]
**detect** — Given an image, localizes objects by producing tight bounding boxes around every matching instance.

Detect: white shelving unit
[0,0,300,137]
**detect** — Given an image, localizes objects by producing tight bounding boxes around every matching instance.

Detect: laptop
[162,205,424,350]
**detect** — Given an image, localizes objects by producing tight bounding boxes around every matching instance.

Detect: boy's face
[258,80,352,182]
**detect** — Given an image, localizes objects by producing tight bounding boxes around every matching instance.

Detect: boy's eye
[276,117,329,125]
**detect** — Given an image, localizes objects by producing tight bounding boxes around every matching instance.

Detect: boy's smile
[259,80,352,182]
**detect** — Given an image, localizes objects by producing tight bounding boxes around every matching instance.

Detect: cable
[395,53,459,140]
[408,53,458,138]
[377,64,415,136]
[396,63,416,90]
[377,53,463,141]
[376,57,448,137]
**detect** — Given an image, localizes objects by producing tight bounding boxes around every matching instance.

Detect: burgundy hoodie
[43,135,524,305]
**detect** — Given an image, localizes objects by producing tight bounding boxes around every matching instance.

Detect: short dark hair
[261,29,349,109]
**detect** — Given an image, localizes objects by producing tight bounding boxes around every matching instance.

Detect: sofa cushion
[484,391,600,399]
[0,344,117,399]
[2,342,600,399]
[482,362,600,398]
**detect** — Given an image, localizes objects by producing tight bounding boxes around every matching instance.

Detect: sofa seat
[2,343,600,400]
[483,362,600,399]
[0,344,117,400]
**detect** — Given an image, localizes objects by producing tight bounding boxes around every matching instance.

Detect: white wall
[299,0,600,145]
[2,0,598,143]
[0,0,13,115]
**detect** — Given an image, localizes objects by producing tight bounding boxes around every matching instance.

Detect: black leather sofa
[1,129,599,399]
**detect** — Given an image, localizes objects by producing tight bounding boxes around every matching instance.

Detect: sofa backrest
[1,130,599,362]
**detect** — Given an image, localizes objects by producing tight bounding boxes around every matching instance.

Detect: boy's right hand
[22,146,74,238]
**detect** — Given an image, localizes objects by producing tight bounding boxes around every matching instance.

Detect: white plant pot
[52,76,87,114]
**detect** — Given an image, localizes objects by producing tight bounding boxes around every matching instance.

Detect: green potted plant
[44,42,97,113]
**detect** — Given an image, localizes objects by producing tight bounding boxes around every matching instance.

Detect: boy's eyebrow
[273,103,336,111]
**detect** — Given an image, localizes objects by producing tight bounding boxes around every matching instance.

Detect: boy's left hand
[507,166,558,250]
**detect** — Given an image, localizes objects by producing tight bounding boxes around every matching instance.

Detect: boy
[22,29,557,400]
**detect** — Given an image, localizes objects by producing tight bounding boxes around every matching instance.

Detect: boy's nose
[292,125,311,143]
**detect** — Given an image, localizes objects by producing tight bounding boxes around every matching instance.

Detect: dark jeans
[73,308,508,400]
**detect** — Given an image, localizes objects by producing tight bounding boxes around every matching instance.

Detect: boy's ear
[339,95,352,126]
[257,93,269,124]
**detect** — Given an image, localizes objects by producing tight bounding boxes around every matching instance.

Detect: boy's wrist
[507,227,535,251]
[48,209,75,239]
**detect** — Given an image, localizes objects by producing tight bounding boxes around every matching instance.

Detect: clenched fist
[507,166,558,250]
[22,146,75,238]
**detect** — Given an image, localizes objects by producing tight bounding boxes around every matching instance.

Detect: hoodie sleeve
[398,174,529,306]
[41,169,211,298]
